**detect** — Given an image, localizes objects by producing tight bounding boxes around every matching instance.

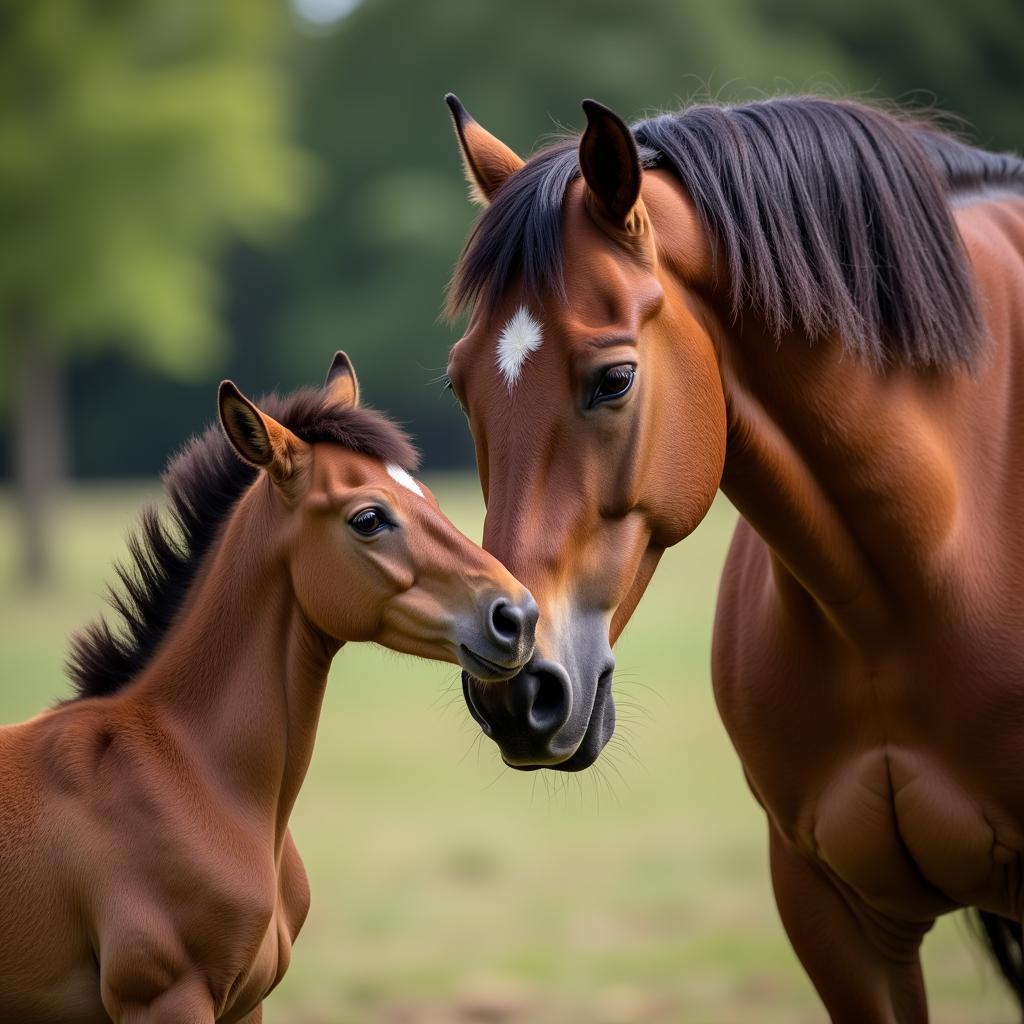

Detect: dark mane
[450,96,1024,368]
[67,389,418,701]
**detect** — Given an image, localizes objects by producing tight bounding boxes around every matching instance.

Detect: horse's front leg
[769,825,932,1024]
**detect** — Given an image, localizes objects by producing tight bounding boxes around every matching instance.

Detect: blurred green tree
[4,0,1022,507]
[0,0,314,580]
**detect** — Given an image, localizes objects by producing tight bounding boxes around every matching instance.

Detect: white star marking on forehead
[496,305,543,388]
[386,463,424,497]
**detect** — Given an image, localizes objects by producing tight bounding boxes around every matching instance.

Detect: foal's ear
[579,99,644,231]
[445,93,524,206]
[218,381,308,487]
[324,350,360,408]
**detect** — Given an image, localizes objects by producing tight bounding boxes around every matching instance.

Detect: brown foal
[444,94,1024,1021]
[0,353,536,1023]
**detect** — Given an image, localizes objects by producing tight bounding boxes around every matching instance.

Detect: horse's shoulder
[954,192,1024,268]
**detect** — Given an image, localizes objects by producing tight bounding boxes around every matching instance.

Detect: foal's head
[218,353,537,678]
[446,99,727,770]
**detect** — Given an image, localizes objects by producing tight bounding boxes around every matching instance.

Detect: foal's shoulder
[14,693,157,802]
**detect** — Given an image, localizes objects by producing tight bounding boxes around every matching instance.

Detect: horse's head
[218,352,537,680]
[446,97,727,770]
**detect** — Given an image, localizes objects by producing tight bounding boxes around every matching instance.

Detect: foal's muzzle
[462,647,616,772]
[454,592,539,682]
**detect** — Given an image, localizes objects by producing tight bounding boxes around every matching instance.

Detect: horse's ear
[445,93,524,206]
[218,381,308,488]
[579,99,643,230]
[324,350,360,408]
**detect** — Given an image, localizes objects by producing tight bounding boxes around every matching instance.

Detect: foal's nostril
[487,597,534,652]
[490,599,520,641]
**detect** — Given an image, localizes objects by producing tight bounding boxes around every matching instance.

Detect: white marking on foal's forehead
[496,305,543,388]
[386,463,424,497]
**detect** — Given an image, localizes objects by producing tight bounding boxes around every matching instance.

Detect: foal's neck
[132,481,337,846]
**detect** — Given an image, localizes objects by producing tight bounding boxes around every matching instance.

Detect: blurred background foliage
[1,0,1023,578]
[0,0,313,576]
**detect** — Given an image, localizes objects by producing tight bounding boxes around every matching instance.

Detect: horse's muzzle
[462,653,616,772]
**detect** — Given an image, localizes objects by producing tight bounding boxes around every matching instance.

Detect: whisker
[609,733,645,769]
[458,730,486,765]
[613,676,668,703]
[480,764,508,792]
[602,751,632,794]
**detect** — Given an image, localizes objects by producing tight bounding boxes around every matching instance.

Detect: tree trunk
[12,323,66,584]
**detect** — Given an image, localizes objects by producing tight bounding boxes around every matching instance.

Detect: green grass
[0,479,1014,1023]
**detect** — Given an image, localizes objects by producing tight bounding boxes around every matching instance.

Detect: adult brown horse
[443,93,1024,1021]
[0,353,536,1023]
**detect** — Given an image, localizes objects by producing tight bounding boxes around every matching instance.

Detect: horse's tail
[973,908,1024,1016]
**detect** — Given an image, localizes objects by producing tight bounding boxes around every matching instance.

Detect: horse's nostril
[525,663,571,733]
[463,658,575,766]
[531,673,564,724]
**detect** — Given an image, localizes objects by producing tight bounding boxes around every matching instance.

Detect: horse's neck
[130,482,337,847]
[715,320,964,643]
[709,195,1024,645]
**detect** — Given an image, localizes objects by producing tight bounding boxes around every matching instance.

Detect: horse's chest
[713,582,1024,917]
[722,668,1021,915]
[807,749,1006,915]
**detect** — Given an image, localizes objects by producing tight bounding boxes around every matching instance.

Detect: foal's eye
[591,364,636,406]
[349,507,389,536]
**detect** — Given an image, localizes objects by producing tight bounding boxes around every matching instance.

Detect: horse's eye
[349,507,389,536]
[444,375,468,416]
[592,364,636,406]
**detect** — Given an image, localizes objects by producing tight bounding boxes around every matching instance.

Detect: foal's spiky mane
[449,96,1024,368]
[67,390,418,701]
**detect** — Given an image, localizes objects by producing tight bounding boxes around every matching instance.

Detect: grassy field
[0,479,1014,1023]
